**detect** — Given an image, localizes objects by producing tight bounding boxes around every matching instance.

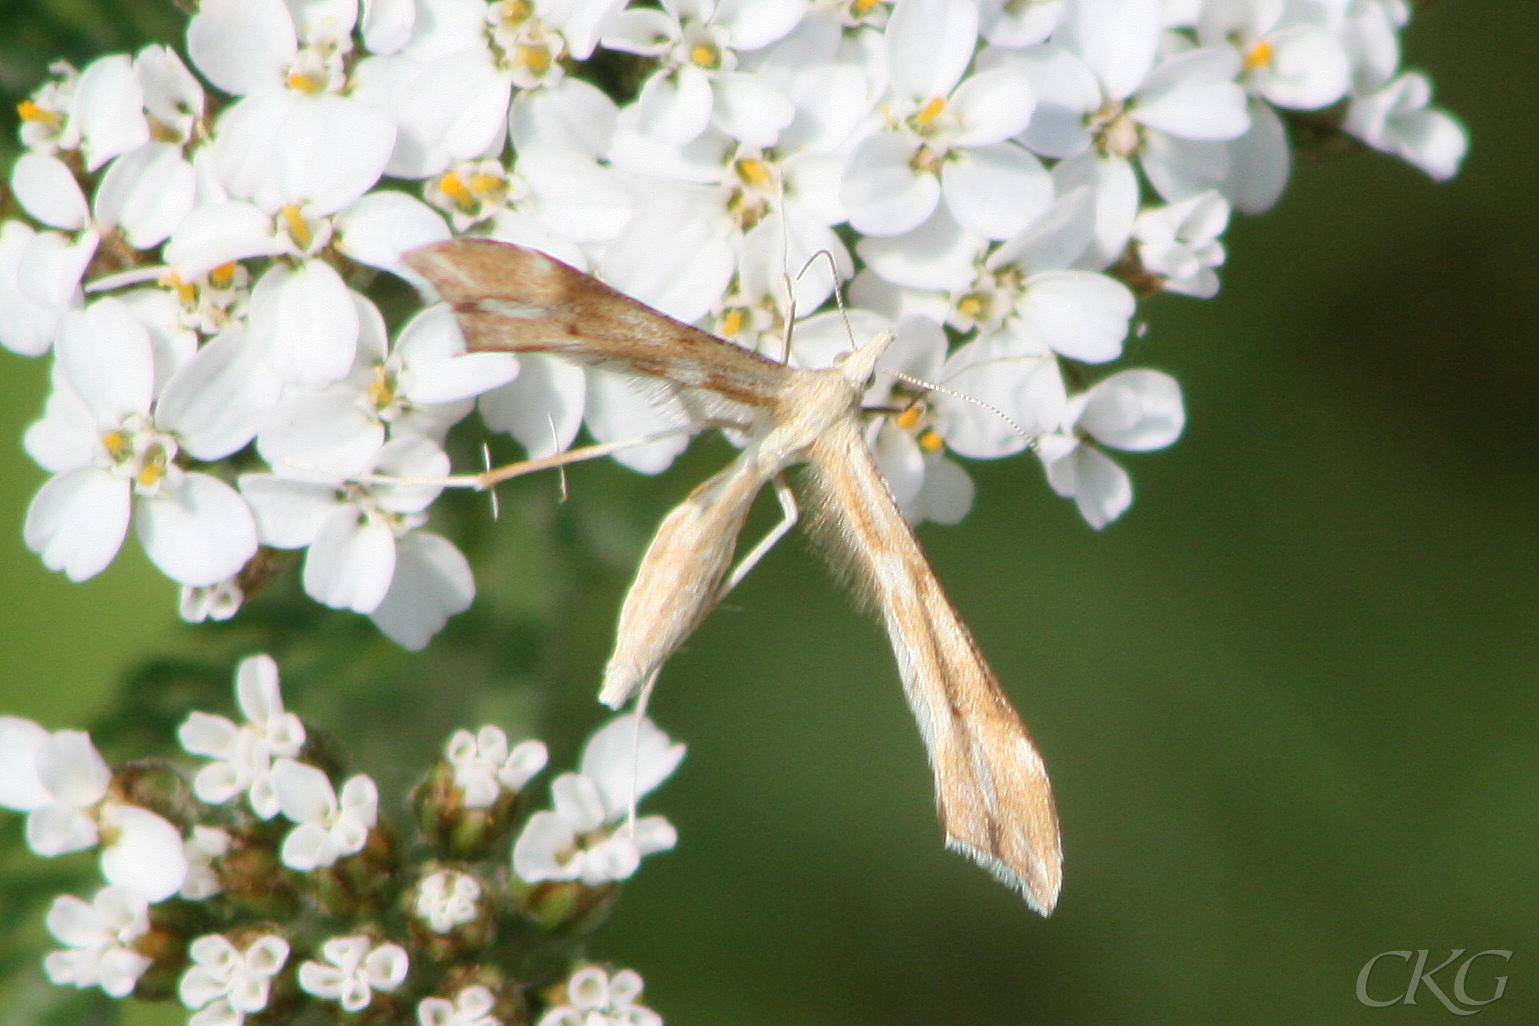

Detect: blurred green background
[1,0,1535,1023]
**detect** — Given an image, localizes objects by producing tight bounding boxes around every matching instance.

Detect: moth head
[835,329,897,391]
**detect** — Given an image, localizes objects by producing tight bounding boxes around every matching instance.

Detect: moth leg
[718,474,798,599]
[623,669,661,837]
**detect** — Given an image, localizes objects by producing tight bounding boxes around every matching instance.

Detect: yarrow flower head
[513,715,684,886]
[0,0,1467,652]
[414,868,483,934]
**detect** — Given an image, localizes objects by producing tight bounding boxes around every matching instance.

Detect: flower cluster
[1,0,1466,648]
[0,653,682,1023]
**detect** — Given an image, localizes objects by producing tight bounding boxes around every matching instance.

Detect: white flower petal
[94,145,196,250]
[237,474,338,548]
[187,0,298,97]
[1079,368,1184,451]
[368,531,475,650]
[940,142,1052,241]
[12,153,89,231]
[303,506,398,613]
[74,55,150,171]
[334,190,450,286]
[0,718,51,811]
[887,0,979,99]
[1019,269,1133,363]
[841,131,938,238]
[136,474,258,587]
[99,804,188,902]
[165,201,284,279]
[25,467,131,582]
[478,353,586,459]
[251,261,360,385]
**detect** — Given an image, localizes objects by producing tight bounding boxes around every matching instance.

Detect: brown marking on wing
[404,239,790,410]
[806,418,1063,914]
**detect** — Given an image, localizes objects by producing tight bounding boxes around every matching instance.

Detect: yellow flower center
[720,308,747,338]
[895,406,923,431]
[17,100,57,124]
[736,158,772,187]
[367,366,396,410]
[209,262,237,289]
[690,42,720,69]
[1243,39,1274,72]
[286,69,328,94]
[914,96,947,128]
[102,431,129,457]
[517,42,552,77]
[438,171,473,206]
[281,205,312,249]
[918,429,944,453]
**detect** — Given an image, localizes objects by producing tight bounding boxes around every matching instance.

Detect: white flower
[22,298,261,586]
[180,576,246,624]
[16,60,79,155]
[1134,190,1230,298]
[0,717,188,899]
[512,716,683,886]
[256,297,517,480]
[536,967,660,1026]
[43,886,152,998]
[446,726,549,808]
[178,933,289,1026]
[177,653,306,819]
[298,936,408,1013]
[1038,367,1185,528]
[1344,70,1468,182]
[841,0,1048,240]
[240,434,475,648]
[180,826,232,900]
[270,760,379,870]
[0,717,109,856]
[419,984,502,1026]
[1199,0,1351,111]
[603,0,808,149]
[414,869,482,933]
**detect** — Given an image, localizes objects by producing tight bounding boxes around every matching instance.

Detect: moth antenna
[481,443,500,521]
[795,248,857,356]
[886,369,1036,447]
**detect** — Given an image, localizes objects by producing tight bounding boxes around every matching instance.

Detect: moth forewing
[599,452,765,709]
[405,239,790,429]
[806,418,1063,914]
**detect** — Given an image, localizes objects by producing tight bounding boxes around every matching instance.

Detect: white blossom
[178,933,289,1026]
[1038,367,1185,528]
[446,726,549,808]
[298,936,408,1012]
[536,967,660,1026]
[43,886,152,998]
[180,826,232,900]
[1134,190,1230,298]
[420,984,503,1026]
[270,759,379,870]
[414,869,482,933]
[177,653,306,819]
[513,716,683,886]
